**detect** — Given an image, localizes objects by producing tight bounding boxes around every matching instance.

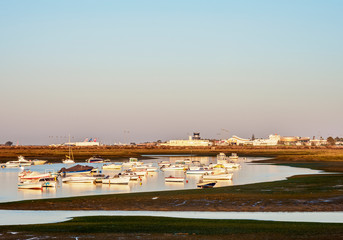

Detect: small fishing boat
[62,140,75,164]
[217,153,228,163]
[62,159,75,164]
[6,156,32,168]
[18,180,43,190]
[132,170,147,176]
[19,171,51,180]
[102,175,130,184]
[102,163,122,170]
[39,177,57,188]
[197,181,216,188]
[62,174,96,183]
[86,155,104,163]
[32,159,47,165]
[158,161,171,167]
[165,176,185,182]
[146,167,158,172]
[228,153,239,161]
[119,171,139,180]
[122,158,143,167]
[186,168,213,175]
[161,165,186,171]
[59,164,94,175]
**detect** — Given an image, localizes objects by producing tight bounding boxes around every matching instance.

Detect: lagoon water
[0,210,342,225]
[0,156,322,203]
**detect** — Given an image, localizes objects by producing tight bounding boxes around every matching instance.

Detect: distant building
[226,135,253,145]
[309,139,328,146]
[160,133,212,147]
[253,134,281,146]
[64,138,100,147]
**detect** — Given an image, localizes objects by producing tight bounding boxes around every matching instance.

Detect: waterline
[0,210,342,225]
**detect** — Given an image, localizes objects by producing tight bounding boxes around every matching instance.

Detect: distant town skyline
[1,1,342,145]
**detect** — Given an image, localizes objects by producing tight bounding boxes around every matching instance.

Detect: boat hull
[102,177,130,184]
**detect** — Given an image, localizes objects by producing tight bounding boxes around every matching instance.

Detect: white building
[64,138,100,147]
[253,134,281,146]
[161,134,212,147]
[226,136,253,145]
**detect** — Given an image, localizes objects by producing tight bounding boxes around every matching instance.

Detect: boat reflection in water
[101,184,130,193]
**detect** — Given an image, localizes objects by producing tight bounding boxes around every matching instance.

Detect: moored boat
[39,177,57,188]
[197,181,216,188]
[186,168,212,175]
[102,163,122,170]
[86,155,104,163]
[32,159,47,165]
[119,171,139,180]
[102,175,130,184]
[59,164,94,175]
[62,159,75,164]
[122,158,143,167]
[19,171,51,180]
[165,176,185,182]
[62,174,96,183]
[18,180,43,190]
[228,153,239,161]
[161,165,186,171]
[6,156,32,168]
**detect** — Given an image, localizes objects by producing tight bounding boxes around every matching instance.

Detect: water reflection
[0,156,322,203]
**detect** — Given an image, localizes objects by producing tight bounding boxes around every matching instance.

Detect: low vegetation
[0,216,342,240]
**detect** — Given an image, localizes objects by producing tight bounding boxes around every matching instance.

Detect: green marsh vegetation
[0,216,342,240]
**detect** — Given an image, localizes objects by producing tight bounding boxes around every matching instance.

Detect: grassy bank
[1,146,343,163]
[1,216,342,240]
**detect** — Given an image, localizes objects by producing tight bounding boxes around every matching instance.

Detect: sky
[1,0,342,145]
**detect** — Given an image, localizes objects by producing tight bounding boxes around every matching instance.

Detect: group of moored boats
[1,156,47,168]
[160,153,240,188]
[4,153,241,190]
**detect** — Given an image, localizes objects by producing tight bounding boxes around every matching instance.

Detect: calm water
[0,156,321,203]
[0,210,342,225]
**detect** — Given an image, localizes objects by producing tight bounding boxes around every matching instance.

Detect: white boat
[6,156,32,168]
[86,155,104,163]
[39,177,57,188]
[19,171,51,180]
[102,163,122,170]
[217,153,228,164]
[158,161,171,167]
[228,153,239,161]
[146,167,158,172]
[18,180,43,190]
[32,159,47,165]
[161,165,186,171]
[132,170,147,176]
[186,168,213,175]
[119,171,139,180]
[122,158,144,167]
[165,176,185,182]
[102,175,130,184]
[223,163,240,169]
[62,139,75,164]
[62,159,75,164]
[62,175,96,183]
[203,173,233,181]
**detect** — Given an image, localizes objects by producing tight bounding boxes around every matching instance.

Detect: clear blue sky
[1,0,342,145]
